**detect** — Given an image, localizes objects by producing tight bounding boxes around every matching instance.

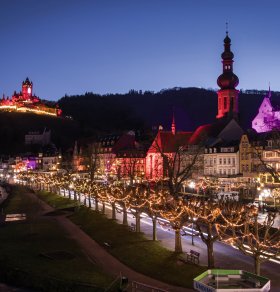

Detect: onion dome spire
[217,30,239,90]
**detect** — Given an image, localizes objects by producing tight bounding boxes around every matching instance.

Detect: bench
[103,242,112,248]
[129,223,136,232]
[179,250,200,265]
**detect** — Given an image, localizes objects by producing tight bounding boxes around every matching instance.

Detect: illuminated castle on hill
[0,78,62,116]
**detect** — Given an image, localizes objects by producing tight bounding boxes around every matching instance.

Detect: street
[62,189,280,291]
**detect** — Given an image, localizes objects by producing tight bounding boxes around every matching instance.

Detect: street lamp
[189,216,197,245]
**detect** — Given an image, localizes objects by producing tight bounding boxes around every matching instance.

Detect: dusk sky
[1,0,280,101]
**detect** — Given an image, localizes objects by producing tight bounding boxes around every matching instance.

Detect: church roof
[189,119,228,145]
[189,118,244,146]
[148,130,192,153]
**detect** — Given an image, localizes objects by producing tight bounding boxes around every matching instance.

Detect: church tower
[22,77,33,100]
[216,31,239,120]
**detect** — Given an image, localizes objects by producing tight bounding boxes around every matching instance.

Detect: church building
[252,88,280,133]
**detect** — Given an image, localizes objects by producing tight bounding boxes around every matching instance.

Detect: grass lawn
[0,186,113,292]
[37,189,206,289]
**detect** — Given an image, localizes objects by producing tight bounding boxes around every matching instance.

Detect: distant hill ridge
[0,87,276,155]
[58,87,275,133]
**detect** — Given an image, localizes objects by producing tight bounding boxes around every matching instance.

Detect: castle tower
[22,77,33,99]
[216,31,239,120]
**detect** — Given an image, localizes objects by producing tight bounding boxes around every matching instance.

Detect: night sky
[0,0,280,101]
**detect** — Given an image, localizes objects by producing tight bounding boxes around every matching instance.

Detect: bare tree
[151,138,203,197]
[127,184,149,232]
[156,193,189,253]
[223,209,280,275]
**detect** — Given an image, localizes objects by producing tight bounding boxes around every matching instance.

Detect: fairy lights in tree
[219,206,280,276]
[17,169,280,276]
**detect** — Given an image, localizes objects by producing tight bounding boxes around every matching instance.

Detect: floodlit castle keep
[0,78,61,116]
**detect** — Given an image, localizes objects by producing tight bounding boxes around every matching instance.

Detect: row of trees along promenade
[18,169,280,277]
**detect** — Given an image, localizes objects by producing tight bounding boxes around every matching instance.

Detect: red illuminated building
[0,78,61,116]
[216,31,239,119]
[146,114,192,180]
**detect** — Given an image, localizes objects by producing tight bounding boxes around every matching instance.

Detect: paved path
[0,283,31,292]
[20,188,280,291]
[26,191,191,292]
[76,194,280,292]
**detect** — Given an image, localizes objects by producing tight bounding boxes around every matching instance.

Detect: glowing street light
[189,216,197,245]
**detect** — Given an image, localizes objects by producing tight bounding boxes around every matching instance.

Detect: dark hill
[58,87,275,134]
[1,87,276,155]
[0,112,79,155]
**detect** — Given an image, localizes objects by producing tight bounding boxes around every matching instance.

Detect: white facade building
[204,145,239,177]
[25,128,51,145]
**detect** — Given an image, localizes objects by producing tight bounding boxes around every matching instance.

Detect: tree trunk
[78,192,81,202]
[152,216,157,241]
[63,189,66,197]
[123,205,128,225]
[135,212,141,232]
[95,197,98,211]
[112,202,116,220]
[102,202,106,214]
[73,190,77,201]
[254,256,261,276]
[207,241,215,268]
[68,189,71,199]
[175,228,182,253]
[88,195,92,208]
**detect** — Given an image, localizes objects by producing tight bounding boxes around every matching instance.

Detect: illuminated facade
[252,89,280,133]
[0,78,61,116]
[204,144,239,177]
[146,117,192,180]
[72,131,146,182]
[115,149,146,183]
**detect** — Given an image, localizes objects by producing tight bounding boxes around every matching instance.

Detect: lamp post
[189,216,197,245]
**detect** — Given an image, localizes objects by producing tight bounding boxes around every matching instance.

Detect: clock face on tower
[27,87,31,94]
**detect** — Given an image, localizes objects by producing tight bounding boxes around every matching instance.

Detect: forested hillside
[1,87,278,155]
[0,112,79,155]
[58,87,274,133]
